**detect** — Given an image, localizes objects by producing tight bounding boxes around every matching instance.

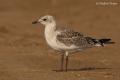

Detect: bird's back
[56,26,95,51]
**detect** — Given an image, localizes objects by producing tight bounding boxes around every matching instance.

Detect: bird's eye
[43,18,47,21]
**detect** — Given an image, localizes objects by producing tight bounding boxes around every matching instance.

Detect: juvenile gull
[32,15,114,71]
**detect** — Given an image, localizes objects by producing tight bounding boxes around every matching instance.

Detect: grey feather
[56,27,95,49]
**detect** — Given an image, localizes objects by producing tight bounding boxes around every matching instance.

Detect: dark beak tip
[32,21,38,24]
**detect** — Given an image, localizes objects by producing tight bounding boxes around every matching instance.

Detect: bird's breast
[44,26,60,50]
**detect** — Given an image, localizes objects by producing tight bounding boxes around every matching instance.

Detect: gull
[32,15,114,71]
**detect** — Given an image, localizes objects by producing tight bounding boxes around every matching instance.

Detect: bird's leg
[61,53,64,71]
[65,51,69,72]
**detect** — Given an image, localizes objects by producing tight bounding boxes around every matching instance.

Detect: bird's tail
[92,38,115,47]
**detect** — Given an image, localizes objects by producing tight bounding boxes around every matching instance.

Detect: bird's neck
[45,21,56,32]
[44,22,56,39]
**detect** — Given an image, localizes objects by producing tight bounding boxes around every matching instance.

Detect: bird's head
[32,15,55,26]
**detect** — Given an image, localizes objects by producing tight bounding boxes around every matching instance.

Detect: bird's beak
[32,20,38,24]
[32,19,42,24]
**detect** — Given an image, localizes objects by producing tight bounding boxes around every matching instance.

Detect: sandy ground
[0,0,120,80]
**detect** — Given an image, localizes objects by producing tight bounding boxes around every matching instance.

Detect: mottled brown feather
[56,27,95,49]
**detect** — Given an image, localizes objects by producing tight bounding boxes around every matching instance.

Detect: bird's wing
[56,27,95,48]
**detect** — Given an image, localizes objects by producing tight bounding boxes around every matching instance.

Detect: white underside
[44,25,78,51]
[95,44,101,47]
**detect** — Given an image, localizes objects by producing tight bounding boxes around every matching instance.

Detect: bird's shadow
[53,67,112,72]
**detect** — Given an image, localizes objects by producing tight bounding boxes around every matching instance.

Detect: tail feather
[92,38,115,46]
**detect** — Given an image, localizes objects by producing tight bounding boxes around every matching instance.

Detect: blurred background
[0,0,120,80]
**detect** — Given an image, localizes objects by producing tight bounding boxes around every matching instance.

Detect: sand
[0,0,120,80]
